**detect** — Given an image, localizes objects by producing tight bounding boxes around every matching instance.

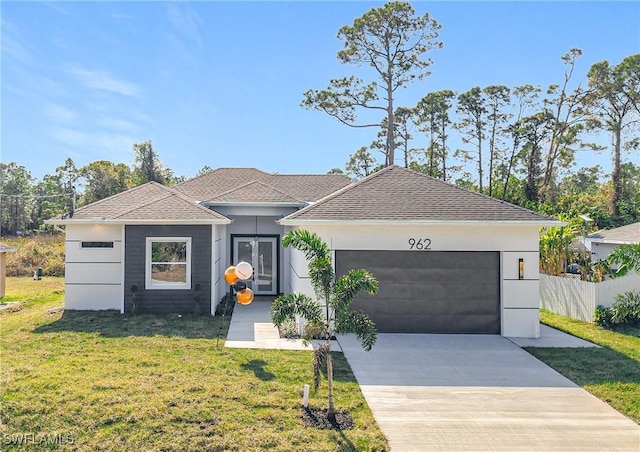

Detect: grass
[0,277,388,451]
[526,309,640,424]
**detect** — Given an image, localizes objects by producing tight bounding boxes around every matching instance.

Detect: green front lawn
[526,310,640,424]
[0,278,387,451]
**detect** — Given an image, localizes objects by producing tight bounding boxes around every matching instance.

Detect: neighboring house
[47,165,560,338]
[584,222,640,262]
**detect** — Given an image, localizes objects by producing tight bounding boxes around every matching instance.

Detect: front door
[232,236,278,295]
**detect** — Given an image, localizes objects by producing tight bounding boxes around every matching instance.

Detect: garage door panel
[336,250,500,334]
[352,296,499,316]
[363,313,499,334]
[371,282,498,300]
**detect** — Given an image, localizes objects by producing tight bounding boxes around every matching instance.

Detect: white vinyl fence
[540,274,640,322]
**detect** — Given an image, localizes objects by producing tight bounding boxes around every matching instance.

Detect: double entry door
[232,236,278,295]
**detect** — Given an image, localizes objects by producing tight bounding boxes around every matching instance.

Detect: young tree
[586,54,640,217]
[302,2,442,166]
[271,230,378,421]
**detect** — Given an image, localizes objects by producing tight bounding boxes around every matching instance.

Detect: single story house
[47,165,561,338]
[584,221,640,262]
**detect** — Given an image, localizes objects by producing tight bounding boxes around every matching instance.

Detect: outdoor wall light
[518,258,524,280]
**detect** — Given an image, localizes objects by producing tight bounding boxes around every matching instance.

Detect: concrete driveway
[338,334,640,451]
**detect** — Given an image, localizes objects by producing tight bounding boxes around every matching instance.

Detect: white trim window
[145,237,192,290]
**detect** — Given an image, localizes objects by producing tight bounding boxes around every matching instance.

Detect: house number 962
[408,238,431,250]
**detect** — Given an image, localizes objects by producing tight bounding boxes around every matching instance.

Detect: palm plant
[271,229,378,421]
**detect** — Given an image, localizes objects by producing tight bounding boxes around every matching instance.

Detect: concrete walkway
[508,324,601,348]
[225,300,341,351]
[339,333,640,451]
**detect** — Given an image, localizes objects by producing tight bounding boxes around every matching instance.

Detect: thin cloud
[70,68,140,97]
[43,103,78,123]
[166,3,203,49]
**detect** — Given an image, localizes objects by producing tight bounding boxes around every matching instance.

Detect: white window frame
[145,237,192,290]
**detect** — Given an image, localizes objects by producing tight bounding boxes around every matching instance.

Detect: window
[145,237,191,290]
[81,241,114,248]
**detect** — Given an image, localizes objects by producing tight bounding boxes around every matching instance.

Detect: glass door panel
[232,237,277,295]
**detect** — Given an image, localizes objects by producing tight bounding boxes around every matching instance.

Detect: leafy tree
[326,168,345,175]
[371,107,417,168]
[0,163,35,236]
[414,90,456,179]
[607,244,640,277]
[539,216,580,276]
[132,140,169,185]
[483,85,511,196]
[271,230,378,422]
[79,161,131,205]
[33,158,78,227]
[516,111,554,202]
[196,165,214,177]
[500,84,541,199]
[586,54,640,217]
[540,48,592,197]
[455,87,487,192]
[302,1,442,166]
[345,147,378,179]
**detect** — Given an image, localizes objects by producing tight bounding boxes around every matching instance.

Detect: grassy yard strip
[525,310,640,424]
[0,278,387,451]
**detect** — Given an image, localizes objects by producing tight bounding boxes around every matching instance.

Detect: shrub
[610,291,640,325]
[4,234,65,277]
[214,293,235,317]
[594,304,612,327]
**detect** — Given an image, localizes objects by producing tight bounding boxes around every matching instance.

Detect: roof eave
[202,201,307,208]
[279,219,565,227]
[45,218,231,226]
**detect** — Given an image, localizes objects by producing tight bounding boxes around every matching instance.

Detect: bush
[3,234,65,277]
[594,304,613,327]
[610,291,640,325]
[214,293,235,317]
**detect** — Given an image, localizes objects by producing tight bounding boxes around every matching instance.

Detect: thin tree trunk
[326,350,335,421]
[611,126,622,217]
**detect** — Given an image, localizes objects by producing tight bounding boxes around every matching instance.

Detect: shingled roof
[587,222,640,244]
[208,180,304,204]
[175,167,351,203]
[281,165,559,224]
[49,182,229,224]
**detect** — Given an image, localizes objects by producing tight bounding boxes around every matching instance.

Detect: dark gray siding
[335,251,500,334]
[124,225,212,314]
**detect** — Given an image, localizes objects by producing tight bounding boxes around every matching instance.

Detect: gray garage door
[335,251,500,334]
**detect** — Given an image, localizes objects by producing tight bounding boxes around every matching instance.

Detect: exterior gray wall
[124,225,212,314]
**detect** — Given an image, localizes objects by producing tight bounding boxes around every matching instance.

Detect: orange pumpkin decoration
[236,288,254,305]
[224,266,239,285]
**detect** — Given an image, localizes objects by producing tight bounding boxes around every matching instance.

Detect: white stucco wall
[212,224,224,313]
[285,223,542,338]
[64,224,124,311]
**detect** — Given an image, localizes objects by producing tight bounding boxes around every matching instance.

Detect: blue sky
[2,1,639,182]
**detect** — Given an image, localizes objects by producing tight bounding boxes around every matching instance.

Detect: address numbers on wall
[408,238,431,250]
